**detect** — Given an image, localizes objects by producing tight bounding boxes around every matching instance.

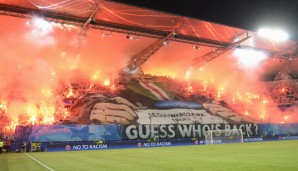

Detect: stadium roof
[0,0,296,51]
[0,0,298,79]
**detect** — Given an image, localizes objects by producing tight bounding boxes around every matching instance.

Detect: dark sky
[113,0,298,41]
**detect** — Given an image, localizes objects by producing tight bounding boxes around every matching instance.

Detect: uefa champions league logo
[137,142,142,148]
[65,145,71,151]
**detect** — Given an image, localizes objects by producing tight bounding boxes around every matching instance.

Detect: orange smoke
[0,14,297,136]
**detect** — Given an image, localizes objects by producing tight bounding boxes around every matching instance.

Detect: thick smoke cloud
[0,14,297,125]
[0,15,132,122]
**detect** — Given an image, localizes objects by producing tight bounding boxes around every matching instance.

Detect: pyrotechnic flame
[103,79,110,86]
[92,71,100,80]
[66,89,74,98]
[42,88,53,97]
[0,103,7,111]
[244,110,249,116]
[30,115,37,125]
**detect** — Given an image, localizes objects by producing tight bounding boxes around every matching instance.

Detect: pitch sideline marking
[25,153,55,171]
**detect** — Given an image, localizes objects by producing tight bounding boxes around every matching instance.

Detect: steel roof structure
[0,0,297,70]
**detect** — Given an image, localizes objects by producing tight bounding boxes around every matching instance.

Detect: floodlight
[233,48,267,68]
[257,28,289,41]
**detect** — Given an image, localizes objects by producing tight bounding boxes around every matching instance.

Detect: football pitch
[1,140,297,171]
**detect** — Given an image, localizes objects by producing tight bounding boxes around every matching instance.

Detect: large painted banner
[13,123,298,144]
[66,79,254,126]
[14,123,259,142]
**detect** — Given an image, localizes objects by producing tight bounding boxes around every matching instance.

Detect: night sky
[114,0,298,41]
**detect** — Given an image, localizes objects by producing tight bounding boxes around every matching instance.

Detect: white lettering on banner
[246,124,252,135]
[72,144,108,150]
[281,136,298,140]
[203,103,238,118]
[178,125,192,137]
[143,142,172,147]
[239,124,245,131]
[192,125,201,137]
[202,125,211,135]
[73,145,81,150]
[159,125,167,138]
[124,124,258,140]
[136,109,225,124]
[139,125,150,139]
[126,125,138,139]
[202,140,222,144]
[244,138,263,142]
[151,125,159,138]
[157,142,171,146]
[225,125,231,131]
[168,125,175,138]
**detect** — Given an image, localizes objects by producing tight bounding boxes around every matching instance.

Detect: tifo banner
[15,123,258,142]
[66,79,253,125]
[14,123,298,142]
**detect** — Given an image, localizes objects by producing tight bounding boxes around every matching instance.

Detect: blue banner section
[154,100,203,109]
[46,139,198,152]
[10,135,298,152]
[15,124,122,142]
[14,123,298,142]
[44,136,298,152]
[258,124,298,136]
[243,135,298,142]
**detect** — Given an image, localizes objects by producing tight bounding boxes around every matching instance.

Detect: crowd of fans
[1,75,298,139]
[161,76,298,108]
[57,79,126,104]
[0,76,298,153]
[55,75,298,110]
[262,80,298,107]
[0,133,12,153]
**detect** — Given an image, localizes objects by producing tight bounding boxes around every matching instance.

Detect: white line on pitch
[25,153,54,171]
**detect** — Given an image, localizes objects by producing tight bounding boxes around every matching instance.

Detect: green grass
[1,140,298,171]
